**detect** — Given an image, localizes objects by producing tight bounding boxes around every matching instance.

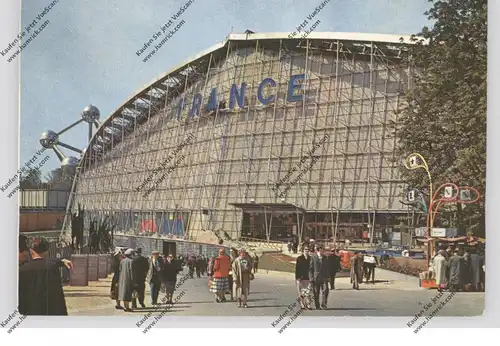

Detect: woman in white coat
[433,250,448,292]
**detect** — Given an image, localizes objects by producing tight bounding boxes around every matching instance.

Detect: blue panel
[176,98,185,120]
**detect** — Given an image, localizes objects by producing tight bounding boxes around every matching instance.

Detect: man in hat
[19,237,69,315]
[131,249,149,309]
[146,250,163,305]
[118,248,135,311]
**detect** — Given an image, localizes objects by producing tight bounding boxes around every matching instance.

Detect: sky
[19,0,431,177]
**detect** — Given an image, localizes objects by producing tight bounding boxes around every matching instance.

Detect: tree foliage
[44,168,63,183]
[44,167,73,188]
[395,0,487,234]
[19,168,42,188]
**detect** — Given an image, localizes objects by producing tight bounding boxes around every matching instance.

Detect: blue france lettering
[176,74,305,120]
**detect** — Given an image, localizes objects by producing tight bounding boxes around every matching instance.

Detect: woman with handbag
[210,248,230,303]
[232,249,254,308]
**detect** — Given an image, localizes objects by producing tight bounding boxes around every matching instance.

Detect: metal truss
[67,33,412,242]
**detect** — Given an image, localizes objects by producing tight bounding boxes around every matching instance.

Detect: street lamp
[404,153,433,266]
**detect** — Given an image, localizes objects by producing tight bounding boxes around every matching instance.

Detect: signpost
[430,228,446,237]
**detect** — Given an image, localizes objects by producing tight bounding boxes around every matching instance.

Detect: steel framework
[63,32,415,243]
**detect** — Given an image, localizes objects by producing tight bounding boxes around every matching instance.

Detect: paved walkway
[64,277,115,313]
[64,268,484,317]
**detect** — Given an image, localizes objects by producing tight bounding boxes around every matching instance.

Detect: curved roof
[82,31,420,165]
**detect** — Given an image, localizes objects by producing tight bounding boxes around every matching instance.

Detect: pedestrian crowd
[111,248,186,311]
[110,247,260,311]
[429,245,485,292]
[294,240,380,310]
[206,247,259,308]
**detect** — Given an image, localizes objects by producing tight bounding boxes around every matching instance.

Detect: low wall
[113,235,229,257]
[378,257,425,277]
[376,268,420,286]
[69,254,113,286]
[259,252,426,279]
[259,253,295,273]
[392,257,427,271]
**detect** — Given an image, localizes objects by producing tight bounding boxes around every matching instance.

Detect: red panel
[140,219,157,233]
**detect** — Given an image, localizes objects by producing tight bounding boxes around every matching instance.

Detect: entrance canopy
[229,203,305,242]
[229,202,305,214]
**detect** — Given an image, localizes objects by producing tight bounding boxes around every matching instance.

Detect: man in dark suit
[327,249,341,290]
[131,249,150,309]
[146,251,164,305]
[309,245,331,310]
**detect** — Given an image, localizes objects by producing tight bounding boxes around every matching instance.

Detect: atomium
[39,105,102,169]
[81,105,100,123]
[39,130,59,148]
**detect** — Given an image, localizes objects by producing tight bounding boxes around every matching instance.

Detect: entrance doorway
[162,241,177,257]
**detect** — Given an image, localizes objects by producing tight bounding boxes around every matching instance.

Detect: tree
[44,167,73,188]
[395,0,486,236]
[20,168,42,188]
[44,168,63,183]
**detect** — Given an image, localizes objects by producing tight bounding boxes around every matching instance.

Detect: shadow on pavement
[327,307,378,311]
[127,307,188,313]
[244,298,277,302]
[244,304,291,309]
[65,292,111,298]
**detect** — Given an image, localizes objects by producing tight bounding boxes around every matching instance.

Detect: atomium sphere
[61,156,79,168]
[81,105,100,123]
[80,148,87,157]
[39,130,59,148]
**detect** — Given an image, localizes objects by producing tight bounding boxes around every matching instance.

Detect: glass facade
[71,35,411,242]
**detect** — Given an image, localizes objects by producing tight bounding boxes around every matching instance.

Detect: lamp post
[426,183,459,262]
[404,153,433,266]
